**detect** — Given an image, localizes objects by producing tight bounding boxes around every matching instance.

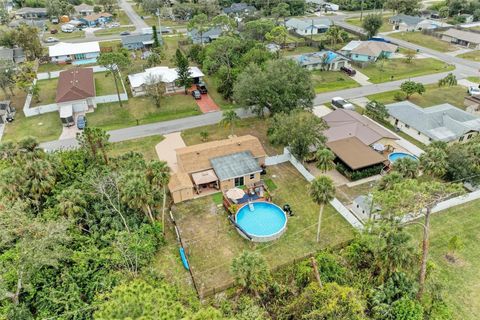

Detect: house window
[234,176,244,187]
[459,136,464,142]
[467,134,473,139]
[249,174,255,179]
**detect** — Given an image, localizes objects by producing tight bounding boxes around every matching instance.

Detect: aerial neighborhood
[1,0,480,318]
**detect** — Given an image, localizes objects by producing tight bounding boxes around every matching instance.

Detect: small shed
[169,172,194,203]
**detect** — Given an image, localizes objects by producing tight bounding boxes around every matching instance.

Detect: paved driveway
[195,94,220,113]
[155,132,185,172]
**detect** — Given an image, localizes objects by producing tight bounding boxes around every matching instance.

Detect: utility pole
[360,0,364,21]
[156,8,163,43]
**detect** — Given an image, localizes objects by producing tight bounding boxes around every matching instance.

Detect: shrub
[336,163,384,181]
[394,91,407,101]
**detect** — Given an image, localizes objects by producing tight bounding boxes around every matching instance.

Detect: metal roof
[210,151,262,181]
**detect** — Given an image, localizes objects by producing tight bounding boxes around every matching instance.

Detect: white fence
[330,198,365,229]
[94,93,128,104]
[37,66,108,80]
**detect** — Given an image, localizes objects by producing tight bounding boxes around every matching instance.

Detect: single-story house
[322,109,399,171]
[48,41,100,64]
[290,50,350,71]
[389,14,423,31]
[188,27,223,44]
[0,47,25,63]
[340,40,398,63]
[168,135,267,203]
[14,7,48,19]
[56,68,96,126]
[386,101,480,144]
[121,32,163,50]
[223,2,256,16]
[74,3,94,16]
[9,19,45,29]
[285,17,332,36]
[128,66,205,96]
[305,0,339,12]
[78,12,112,27]
[441,29,480,49]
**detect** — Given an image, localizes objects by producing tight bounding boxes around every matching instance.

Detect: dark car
[340,66,356,76]
[120,31,131,36]
[191,90,201,100]
[196,81,208,94]
[50,29,58,34]
[77,115,87,130]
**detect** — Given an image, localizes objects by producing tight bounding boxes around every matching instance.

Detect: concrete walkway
[155,132,185,173]
[351,69,372,86]
[312,105,332,117]
[447,48,474,56]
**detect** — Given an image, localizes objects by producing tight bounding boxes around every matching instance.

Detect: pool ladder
[248,200,254,212]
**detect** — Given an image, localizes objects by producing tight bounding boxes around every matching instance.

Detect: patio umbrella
[226,187,245,200]
[372,143,386,152]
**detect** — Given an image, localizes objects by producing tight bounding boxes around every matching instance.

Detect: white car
[111,22,120,27]
[331,97,355,110]
[44,37,58,43]
[468,86,480,96]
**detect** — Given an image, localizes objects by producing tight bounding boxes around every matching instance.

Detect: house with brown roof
[168,135,267,203]
[322,109,399,172]
[56,68,96,126]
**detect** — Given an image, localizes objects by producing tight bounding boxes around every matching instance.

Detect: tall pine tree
[175,49,192,94]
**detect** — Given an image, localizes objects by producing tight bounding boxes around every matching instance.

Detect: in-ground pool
[388,152,418,163]
[235,202,287,242]
[73,58,97,65]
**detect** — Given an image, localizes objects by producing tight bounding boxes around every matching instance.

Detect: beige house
[168,135,267,203]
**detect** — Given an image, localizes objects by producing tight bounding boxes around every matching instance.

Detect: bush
[336,162,384,181]
[394,91,407,101]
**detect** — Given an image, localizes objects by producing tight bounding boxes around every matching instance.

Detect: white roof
[48,41,100,57]
[128,66,205,88]
[59,104,73,118]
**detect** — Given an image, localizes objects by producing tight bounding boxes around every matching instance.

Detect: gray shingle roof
[390,14,423,26]
[210,151,262,181]
[442,29,480,45]
[386,101,480,141]
[286,18,332,31]
[121,33,162,45]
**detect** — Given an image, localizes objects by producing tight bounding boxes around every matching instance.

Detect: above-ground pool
[388,152,418,163]
[235,202,287,242]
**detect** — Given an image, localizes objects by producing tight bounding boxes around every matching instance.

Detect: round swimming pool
[235,202,287,242]
[388,152,418,163]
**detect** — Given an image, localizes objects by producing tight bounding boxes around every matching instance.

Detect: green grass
[458,50,480,62]
[367,84,467,109]
[44,22,85,40]
[345,15,393,33]
[181,117,283,156]
[37,62,97,73]
[311,70,360,93]
[34,79,58,106]
[360,58,455,83]
[93,26,136,37]
[116,10,132,25]
[211,192,223,205]
[264,178,277,191]
[390,32,457,52]
[3,108,62,143]
[407,200,480,319]
[282,45,318,56]
[169,163,354,293]
[467,76,480,83]
[94,72,120,96]
[109,135,164,160]
[88,94,200,131]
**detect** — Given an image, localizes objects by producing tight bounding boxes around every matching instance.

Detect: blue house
[340,40,398,63]
[290,50,350,71]
[79,12,113,27]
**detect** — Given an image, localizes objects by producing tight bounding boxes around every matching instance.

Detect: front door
[234,176,244,187]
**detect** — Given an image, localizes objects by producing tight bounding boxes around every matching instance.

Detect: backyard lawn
[2,109,62,143]
[181,117,283,156]
[311,70,360,93]
[34,79,57,106]
[94,72,120,96]
[109,135,164,160]
[93,26,135,37]
[282,45,318,56]
[367,84,467,109]
[360,58,454,83]
[389,32,457,52]
[458,50,480,62]
[116,10,132,25]
[407,199,480,320]
[169,163,354,295]
[88,94,200,131]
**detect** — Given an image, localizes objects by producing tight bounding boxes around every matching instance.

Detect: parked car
[120,31,131,36]
[468,86,480,96]
[191,90,201,100]
[196,81,208,94]
[77,115,87,130]
[111,22,120,27]
[331,97,355,110]
[340,66,356,76]
[50,29,58,34]
[44,37,58,43]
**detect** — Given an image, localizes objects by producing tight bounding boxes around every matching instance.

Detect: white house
[285,18,332,36]
[56,68,96,126]
[128,66,205,96]
[48,42,100,64]
[386,101,480,144]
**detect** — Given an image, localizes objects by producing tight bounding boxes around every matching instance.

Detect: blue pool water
[388,152,418,163]
[73,58,97,65]
[236,202,287,238]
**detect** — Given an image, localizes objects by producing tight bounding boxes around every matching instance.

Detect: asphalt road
[118,0,148,32]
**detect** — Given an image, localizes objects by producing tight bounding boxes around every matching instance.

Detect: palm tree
[420,147,447,178]
[220,110,240,137]
[392,157,419,178]
[325,25,343,48]
[310,176,335,243]
[316,148,335,173]
[231,250,270,296]
[147,161,170,235]
[120,172,154,223]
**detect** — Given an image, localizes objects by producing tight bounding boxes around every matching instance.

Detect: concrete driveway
[155,132,185,172]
